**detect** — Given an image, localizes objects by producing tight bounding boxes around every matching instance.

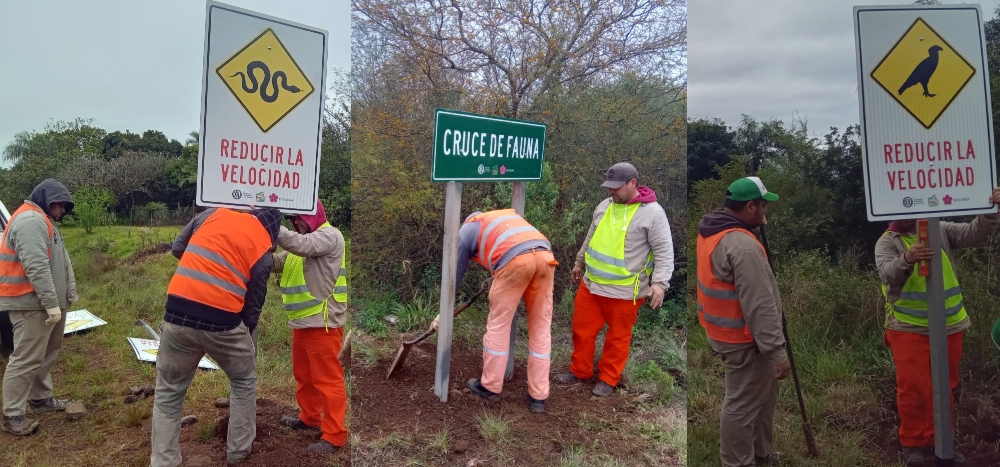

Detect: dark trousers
[0,311,13,355]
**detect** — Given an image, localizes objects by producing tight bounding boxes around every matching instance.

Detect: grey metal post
[927,218,954,464]
[506,181,527,381]
[435,181,463,402]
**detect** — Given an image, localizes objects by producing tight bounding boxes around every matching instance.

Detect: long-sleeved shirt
[167,208,272,332]
[697,209,786,364]
[454,218,550,292]
[272,224,348,329]
[875,213,1000,335]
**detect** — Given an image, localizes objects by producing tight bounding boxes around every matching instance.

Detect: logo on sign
[255,192,266,202]
[903,197,914,208]
[269,193,279,202]
[928,195,939,207]
[492,165,498,176]
[217,28,315,133]
[478,164,485,175]
[870,17,976,129]
[944,194,954,205]
[500,165,506,175]
[232,190,242,199]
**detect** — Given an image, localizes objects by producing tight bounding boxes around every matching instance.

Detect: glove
[431,314,440,331]
[44,307,62,325]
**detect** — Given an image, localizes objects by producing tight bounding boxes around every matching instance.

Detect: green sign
[432,108,546,181]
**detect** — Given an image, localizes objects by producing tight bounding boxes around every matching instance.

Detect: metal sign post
[926,218,954,465]
[434,181,462,401]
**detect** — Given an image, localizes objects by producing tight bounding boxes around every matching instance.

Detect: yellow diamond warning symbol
[217,28,314,133]
[870,18,976,129]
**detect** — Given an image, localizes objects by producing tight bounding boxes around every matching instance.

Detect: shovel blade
[386,342,413,380]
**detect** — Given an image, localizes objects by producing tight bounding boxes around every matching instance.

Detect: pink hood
[297,200,328,232]
[630,186,657,204]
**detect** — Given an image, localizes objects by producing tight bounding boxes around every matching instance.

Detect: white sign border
[197,0,328,214]
[430,109,548,182]
[854,4,997,221]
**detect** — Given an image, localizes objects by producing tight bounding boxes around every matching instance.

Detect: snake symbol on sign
[230,61,302,103]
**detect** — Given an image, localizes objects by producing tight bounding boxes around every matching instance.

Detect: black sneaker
[525,393,545,413]
[279,415,318,430]
[28,397,69,413]
[2,415,40,436]
[307,440,341,453]
[466,379,501,402]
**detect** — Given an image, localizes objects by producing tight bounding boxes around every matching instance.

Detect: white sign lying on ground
[126,338,219,370]
[63,310,107,335]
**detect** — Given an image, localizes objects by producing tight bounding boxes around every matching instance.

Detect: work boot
[226,454,248,465]
[28,397,69,413]
[592,380,615,397]
[307,440,340,452]
[525,392,545,413]
[553,372,592,384]
[279,415,318,430]
[467,379,501,402]
[902,446,930,466]
[2,415,40,436]
[755,451,784,464]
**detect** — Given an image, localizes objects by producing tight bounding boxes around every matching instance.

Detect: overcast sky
[0,0,350,161]
[688,0,1000,137]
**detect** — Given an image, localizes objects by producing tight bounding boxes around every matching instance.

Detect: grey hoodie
[0,179,78,311]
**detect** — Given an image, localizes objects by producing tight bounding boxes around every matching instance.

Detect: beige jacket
[574,196,674,300]
[704,228,787,364]
[875,214,1000,336]
[272,225,348,329]
[0,201,77,311]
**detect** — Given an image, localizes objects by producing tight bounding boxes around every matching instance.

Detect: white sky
[688,0,1000,137]
[0,0,350,160]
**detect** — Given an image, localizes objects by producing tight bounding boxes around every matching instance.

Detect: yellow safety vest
[881,233,967,327]
[279,223,347,324]
[584,202,654,301]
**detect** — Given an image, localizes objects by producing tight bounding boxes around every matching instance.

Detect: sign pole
[435,181,462,402]
[505,181,527,381]
[926,218,954,465]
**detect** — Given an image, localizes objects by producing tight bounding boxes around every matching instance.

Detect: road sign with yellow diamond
[854,5,996,221]
[870,18,976,129]
[198,1,327,214]
[216,28,314,133]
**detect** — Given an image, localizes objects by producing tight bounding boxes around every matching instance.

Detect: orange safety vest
[0,203,53,297]
[166,208,273,313]
[696,228,765,344]
[467,209,549,271]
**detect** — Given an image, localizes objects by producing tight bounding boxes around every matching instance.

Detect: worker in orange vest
[452,209,557,413]
[0,179,77,437]
[150,207,281,467]
[696,177,789,467]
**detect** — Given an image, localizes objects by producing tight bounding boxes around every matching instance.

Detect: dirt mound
[177,398,349,466]
[353,339,680,466]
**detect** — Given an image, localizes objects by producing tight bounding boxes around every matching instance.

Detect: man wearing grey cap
[554,162,674,397]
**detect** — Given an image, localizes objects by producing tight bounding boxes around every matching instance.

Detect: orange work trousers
[481,249,557,400]
[885,328,963,448]
[569,282,644,387]
[292,326,348,446]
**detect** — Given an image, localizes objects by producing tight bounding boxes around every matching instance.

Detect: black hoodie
[697,208,756,238]
[29,179,74,218]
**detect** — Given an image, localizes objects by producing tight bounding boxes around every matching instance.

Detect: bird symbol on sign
[898,45,943,97]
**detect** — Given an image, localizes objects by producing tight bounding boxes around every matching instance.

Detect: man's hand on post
[647,284,665,309]
[989,187,1000,206]
[775,359,791,380]
[904,243,933,264]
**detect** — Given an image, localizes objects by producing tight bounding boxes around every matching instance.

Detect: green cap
[992,317,1000,351]
[726,176,779,202]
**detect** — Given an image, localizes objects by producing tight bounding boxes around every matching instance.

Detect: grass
[475,411,512,446]
[0,226,351,466]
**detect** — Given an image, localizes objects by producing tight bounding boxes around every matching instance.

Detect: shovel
[385,278,492,380]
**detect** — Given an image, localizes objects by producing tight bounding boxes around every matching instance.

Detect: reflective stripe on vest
[468,209,550,271]
[696,228,761,344]
[584,201,654,301]
[166,209,272,313]
[880,233,968,327]
[0,203,53,297]
[279,223,348,322]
